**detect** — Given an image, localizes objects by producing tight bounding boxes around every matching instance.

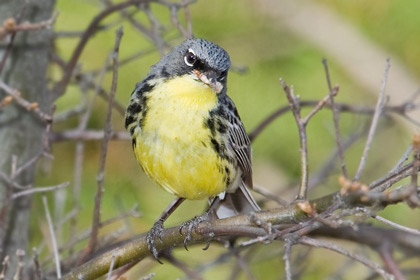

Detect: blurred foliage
[30,0,420,279]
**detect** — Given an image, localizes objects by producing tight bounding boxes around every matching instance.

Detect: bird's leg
[147,197,185,262]
[180,196,221,250]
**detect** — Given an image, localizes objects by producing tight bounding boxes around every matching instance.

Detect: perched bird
[125,38,260,259]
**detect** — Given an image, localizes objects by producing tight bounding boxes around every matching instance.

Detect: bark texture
[0,0,55,277]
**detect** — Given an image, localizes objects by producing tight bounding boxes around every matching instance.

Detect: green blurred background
[34,0,420,278]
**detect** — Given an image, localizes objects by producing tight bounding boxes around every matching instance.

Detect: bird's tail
[213,184,260,219]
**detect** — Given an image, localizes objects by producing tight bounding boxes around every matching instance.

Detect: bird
[125,38,260,260]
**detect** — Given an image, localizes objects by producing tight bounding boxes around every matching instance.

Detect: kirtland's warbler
[125,38,260,259]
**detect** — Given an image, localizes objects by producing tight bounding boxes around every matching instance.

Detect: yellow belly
[133,75,235,200]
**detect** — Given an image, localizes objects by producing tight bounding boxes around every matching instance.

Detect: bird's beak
[193,69,223,94]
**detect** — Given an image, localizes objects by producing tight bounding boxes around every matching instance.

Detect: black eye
[184,51,196,67]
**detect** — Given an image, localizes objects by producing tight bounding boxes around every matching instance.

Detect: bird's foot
[179,212,211,250]
[146,220,165,263]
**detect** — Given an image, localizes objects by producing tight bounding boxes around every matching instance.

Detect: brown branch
[61,202,420,280]
[52,0,148,97]
[280,79,337,200]
[379,246,406,280]
[0,80,52,122]
[85,26,123,259]
[280,79,308,200]
[248,98,417,143]
[409,131,420,205]
[0,13,57,40]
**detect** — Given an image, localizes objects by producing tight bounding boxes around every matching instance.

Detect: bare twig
[298,237,392,279]
[249,99,419,142]
[53,0,146,96]
[0,80,52,122]
[283,239,293,280]
[0,13,57,40]
[50,129,130,142]
[161,250,204,280]
[354,59,391,181]
[86,26,123,258]
[390,145,413,173]
[12,182,69,199]
[42,195,61,278]
[13,250,25,280]
[378,245,406,280]
[322,58,348,178]
[409,131,420,204]
[106,252,117,280]
[0,256,9,279]
[372,215,420,236]
[32,248,42,280]
[252,184,289,206]
[280,79,308,200]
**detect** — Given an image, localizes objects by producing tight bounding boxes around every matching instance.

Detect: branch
[85,26,123,259]
[0,80,52,122]
[0,13,57,40]
[323,58,348,178]
[298,236,392,279]
[354,59,391,181]
[52,0,147,96]
[42,195,61,279]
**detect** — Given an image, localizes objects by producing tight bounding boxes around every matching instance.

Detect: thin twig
[378,245,406,280]
[252,184,289,206]
[0,80,52,122]
[372,215,420,236]
[280,79,308,200]
[298,236,392,279]
[32,248,42,280]
[53,0,145,96]
[322,58,348,178]
[0,256,9,279]
[249,99,420,142]
[283,239,293,280]
[86,26,123,258]
[42,195,61,278]
[169,3,191,39]
[106,252,117,280]
[301,86,338,125]
[409,132,420,203]
[12,182,69,199]
[389,145,413,174]
[354,59,391,181]
[50,129,130,142]
[161,250,204,280]
[0,13,58,40]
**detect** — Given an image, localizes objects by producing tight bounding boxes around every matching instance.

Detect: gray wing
[226,100,253,189]
[213,96,260,218]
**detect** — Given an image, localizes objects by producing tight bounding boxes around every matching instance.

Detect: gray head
[149,38,231,94]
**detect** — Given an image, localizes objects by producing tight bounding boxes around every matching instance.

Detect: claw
[179,213,210,251]
[146,220,165,263]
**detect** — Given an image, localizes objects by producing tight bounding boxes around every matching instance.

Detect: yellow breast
[133,74,235,200]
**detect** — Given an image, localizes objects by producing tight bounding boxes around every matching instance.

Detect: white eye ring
[184,48,196,67]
